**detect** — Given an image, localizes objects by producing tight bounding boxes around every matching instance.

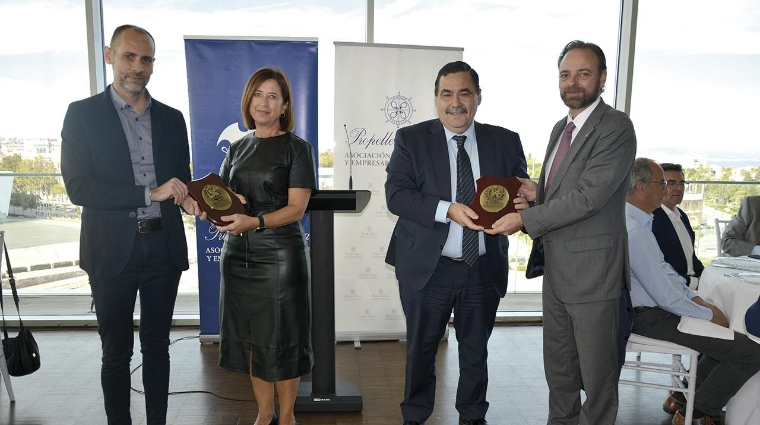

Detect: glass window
[0,0,90,300]
[632,0,760,264]
[97,1,367,302]
[103,0,367,155]
[375,0,621,296]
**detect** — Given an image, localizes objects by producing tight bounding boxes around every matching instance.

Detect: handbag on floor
[1,240,41,376]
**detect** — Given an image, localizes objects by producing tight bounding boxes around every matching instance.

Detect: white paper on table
[678,316,735,340]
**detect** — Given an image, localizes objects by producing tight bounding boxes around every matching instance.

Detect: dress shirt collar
[443,122,477,144]
[566,96,602,131]
[109,84,152,114]
[626,202,653,231]
[661,204,682,219]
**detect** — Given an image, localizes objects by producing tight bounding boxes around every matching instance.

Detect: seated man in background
[626,158,760,425]
[721,195,760,257]
[651,163,704,288]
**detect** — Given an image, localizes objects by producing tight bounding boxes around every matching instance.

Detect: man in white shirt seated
[625,158,760,425]
[651,163,704,288]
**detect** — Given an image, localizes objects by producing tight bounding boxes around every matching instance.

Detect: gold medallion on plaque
[201,184,233,210]
[187,173,245,227]
[479,184,510,213]
[469,176,522,228]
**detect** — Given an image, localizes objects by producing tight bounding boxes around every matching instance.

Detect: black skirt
[218,222,313,380]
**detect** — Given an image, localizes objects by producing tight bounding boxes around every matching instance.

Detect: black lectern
[295,190,371,412]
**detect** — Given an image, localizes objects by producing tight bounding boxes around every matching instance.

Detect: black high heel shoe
[269,412,279,425]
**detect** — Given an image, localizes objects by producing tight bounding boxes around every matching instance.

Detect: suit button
[129,211,137,218]
[438,245,443,250]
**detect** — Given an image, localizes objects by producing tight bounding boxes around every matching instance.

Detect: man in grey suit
[386,61,528,425]
[721,195,760,256]
[493,41,636,424]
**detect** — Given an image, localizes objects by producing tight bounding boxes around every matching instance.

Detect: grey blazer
[722,195,760,257]
[521,99,636,303]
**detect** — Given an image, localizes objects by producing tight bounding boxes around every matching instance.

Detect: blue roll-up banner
[184,37,318,339]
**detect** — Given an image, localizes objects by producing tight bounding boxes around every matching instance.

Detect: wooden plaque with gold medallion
[186,173,245,227]
[468,176,522,229]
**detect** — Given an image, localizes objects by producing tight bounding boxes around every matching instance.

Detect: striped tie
[454,135,479,267]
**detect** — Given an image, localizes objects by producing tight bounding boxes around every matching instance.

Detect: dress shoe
[672,410,717,425]
[402,421,422,425]
[459,419,488,425]
[663,394,686,415]
[269,412,279,425]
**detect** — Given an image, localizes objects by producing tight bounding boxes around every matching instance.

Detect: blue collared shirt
[626,203,712,320]
[435,123,486,258]
[109,85,160,219]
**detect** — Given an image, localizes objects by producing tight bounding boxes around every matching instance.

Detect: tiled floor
[1,325,703,424]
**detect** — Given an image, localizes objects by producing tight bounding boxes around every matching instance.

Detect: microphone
[344,124,353,190]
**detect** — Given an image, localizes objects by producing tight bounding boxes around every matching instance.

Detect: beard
[561,80,603,110]
[115,72,148,96]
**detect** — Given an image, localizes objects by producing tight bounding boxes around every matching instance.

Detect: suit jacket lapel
[98,89,135,180]
[151,101,164,181]
[678,206,696,243]
[544,100,608,199]
[475,122,496,177]
[429,120,452,201]
[539,119,566,202]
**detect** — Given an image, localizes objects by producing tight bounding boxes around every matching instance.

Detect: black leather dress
[218,132,316,380]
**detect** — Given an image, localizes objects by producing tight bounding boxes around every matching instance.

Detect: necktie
[454,135,479,267]
[545,121,576,190]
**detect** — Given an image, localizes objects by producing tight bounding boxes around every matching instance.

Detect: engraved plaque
[469,176,522,229]
[187,173,245,227]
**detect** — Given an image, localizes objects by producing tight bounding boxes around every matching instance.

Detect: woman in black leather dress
[216,67,316,425]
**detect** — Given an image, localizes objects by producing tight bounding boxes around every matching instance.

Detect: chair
[620,333,698,424]
[715,218,730,257]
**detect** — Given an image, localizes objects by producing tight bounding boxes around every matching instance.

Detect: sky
[1,0,759,164]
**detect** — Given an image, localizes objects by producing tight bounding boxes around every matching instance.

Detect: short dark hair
[240,67,295,131]
[558,40,607,74]
[660,163,684,174]
[434,61,480,96]
[110,25,155,49]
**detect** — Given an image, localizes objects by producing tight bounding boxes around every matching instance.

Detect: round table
[699,262,760,425]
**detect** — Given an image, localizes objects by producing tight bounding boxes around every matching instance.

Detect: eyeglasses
[666,180,689,189]
[649,180,668,189]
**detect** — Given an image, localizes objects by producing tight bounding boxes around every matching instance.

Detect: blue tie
[454,135,478,267]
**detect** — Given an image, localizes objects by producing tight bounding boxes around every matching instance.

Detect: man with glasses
[625,157,760,425]
[651,163,704,289]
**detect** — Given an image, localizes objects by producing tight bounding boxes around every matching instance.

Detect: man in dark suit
[498,41,636,425]
[651,163,704,288]
[61,24,203,425]
[385,61,528,425]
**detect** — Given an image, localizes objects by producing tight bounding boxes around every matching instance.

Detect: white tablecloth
[699,262,760,425]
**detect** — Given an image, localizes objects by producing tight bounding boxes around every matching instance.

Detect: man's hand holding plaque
[186,173,245,227]
[468,176,522,229]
